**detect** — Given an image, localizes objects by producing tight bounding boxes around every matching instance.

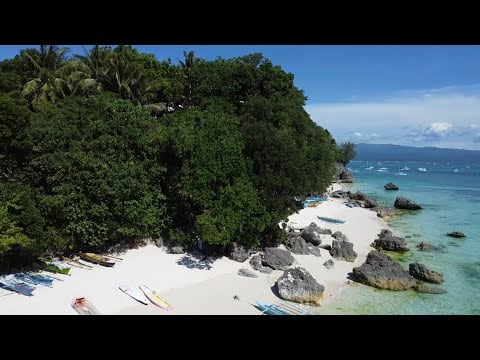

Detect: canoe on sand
[71,297,101,315]
[139,285,172,311]
[79,253,115,267]
[119,285,149,305]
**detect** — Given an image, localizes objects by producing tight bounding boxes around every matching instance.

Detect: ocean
[317,160,480,315]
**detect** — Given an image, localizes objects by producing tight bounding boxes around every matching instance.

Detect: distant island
[354,143,480,163]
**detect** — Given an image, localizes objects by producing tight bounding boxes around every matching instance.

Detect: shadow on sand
[176,253,215,270]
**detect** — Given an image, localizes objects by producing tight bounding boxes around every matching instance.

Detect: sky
[2,45,480,150]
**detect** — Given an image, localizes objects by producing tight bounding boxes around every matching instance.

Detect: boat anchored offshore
[418,167,427,172]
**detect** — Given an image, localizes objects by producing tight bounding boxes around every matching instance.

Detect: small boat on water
[255,300,311,315]
[79,253,115,267]
[418,167,427,172]
[317,216,346,224]
[453,169,459,173]
[401,166,410,171]
[71,297,101,315]
[119,285,149,305]
[140,285,173,311]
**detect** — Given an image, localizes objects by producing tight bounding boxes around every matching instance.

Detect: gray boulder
[384,183,399,190]
[308,245,322,257]
[323,259,335,269]
[349,191,369,201]
[238,267,258,278]
[262,248,294,270]
[301,223,330,245]
[414,284,447,294]
[332,231,348,242]
[169,246,185,254]
[394,197,422,210]
[417,242,435,251]
[228,242,251,262]
[285,233,311,255]
[329,239,357,262]
[331,190,346,198]
[409,263,444,284]
[371,229,409,252]
[376,207,396,219]
[319,244,332,251]
[276,267,325,305]
[352,250,416,290]
[447,231,466,238]
[249,254,272,274]
[364,198,378,208]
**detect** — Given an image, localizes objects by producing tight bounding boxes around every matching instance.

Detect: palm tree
[74,45,111,91]
[21,45,70,107]
[179,50,198,106]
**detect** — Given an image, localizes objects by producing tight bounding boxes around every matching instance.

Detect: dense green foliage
[339,142,357,165]
[0,45,339,267]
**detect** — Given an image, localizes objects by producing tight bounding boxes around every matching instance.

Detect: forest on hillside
[0,45,341,269]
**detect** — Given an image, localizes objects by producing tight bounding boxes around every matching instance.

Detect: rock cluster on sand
[348,191,378,208]
[261,248,294,271]
[333,163,354,183]
[409,263,444,284]
[276,267,324,305]
[323,259,335,269]
[228,242,251,262]
[301,222,331,246]
[249,254,273,274]
[371,229,409,252]
[353,250,416,290]
[394,197,422,210]
[329,231,357,262]
[285,233,322,257]
[384,182,399,190]
[447,231,466,238]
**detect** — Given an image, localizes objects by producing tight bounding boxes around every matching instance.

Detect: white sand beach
[0,183,389,315]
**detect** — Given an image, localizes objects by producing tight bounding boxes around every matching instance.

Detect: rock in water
[394,197,422,210]
[371,229,409,252]
[447,231,466,238]
[384,182,399,190]
[238,267,258,278]
[262,248,294,270]
[228,242,251,262]
[417,242,434,251]
[323,259,335,269]
[329,239,357,262]
[414,284,447,294]
[276,267,324,305]
[353,250,416,290]
[409,263,444,284]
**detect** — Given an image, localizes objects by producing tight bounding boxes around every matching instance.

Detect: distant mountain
[353,143,480,163]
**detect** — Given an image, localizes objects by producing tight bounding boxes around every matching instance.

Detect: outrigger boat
[317,216,346,224]
[255,300,311,315]
[79,253,115,267]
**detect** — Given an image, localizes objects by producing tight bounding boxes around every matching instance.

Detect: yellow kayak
[139,285,173,311]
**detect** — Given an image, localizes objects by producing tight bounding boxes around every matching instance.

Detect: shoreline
[0,182,392,315]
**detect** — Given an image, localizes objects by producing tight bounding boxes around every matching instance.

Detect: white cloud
[305,85,480,150]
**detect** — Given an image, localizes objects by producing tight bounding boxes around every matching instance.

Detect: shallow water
[316,161,480,314]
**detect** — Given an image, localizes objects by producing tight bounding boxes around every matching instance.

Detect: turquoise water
[317,161,480,315]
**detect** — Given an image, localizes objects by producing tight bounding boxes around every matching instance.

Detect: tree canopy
[0,45,340,268]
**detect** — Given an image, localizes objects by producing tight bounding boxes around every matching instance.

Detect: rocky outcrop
[376,207,396,219]
[249,254,272,274]
[301,222,331,245]
[417,242,435,251]
[285,233,311,255]
[414,284,447,294]
[409,263,444,284]
[394,197,422,210]
[352,250,416,290]
[276,267,324,305]
[332,231,348,242]
[384,182,399,190]
[308,245,322,257]
[447,231,466,238]
[364,198,378,208]
[262,248,294,271]
[371,229,409,252]
[228,242,251,262]
[349,191,377,208]
[329,239,357,262]
[323,259,335,269]
[334,163,354,183]
[238,267,258,278]
[169,246,185,254]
